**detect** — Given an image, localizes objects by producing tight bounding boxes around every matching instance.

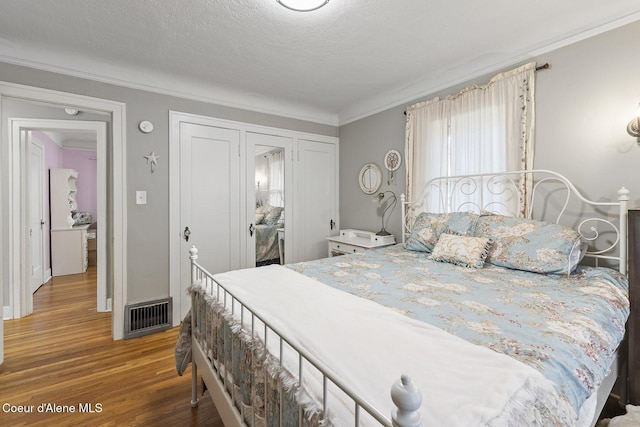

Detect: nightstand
[327,229,395,257]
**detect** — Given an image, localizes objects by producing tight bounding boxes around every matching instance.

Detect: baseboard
[3,305,11,320]
[44,268,52,284]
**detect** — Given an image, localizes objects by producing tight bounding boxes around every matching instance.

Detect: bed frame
[188,169,633,426]
[189,246,422,426]
[400,169,633,423]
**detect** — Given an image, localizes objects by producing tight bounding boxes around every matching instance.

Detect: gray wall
[338,106,407,240]
[338,20,640,239]
[3,18,640,307]
[0,61,338,305]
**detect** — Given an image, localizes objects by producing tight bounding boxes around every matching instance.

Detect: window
[405,62,536,214]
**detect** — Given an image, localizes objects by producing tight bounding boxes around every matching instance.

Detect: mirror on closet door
[254,145,285,266]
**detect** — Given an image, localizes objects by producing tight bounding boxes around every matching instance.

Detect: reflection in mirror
[255,145,285,266]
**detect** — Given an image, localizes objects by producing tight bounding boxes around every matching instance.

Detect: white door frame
[12,119,109,314]
[1,81,127,340]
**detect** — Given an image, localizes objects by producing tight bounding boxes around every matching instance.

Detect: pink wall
[60,149,98,224]
[32,131,97,273]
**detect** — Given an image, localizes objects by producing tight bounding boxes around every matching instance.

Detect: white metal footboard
[188,246,423,427]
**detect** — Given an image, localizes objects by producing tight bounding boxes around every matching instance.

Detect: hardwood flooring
[1,267,224,427]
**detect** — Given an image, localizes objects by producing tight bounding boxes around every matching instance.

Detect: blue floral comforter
[286,244,629,414]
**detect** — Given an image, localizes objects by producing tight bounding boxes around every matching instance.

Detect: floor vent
[124,298,172,339]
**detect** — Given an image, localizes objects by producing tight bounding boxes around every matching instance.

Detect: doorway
[0,81,127,354]
[11,119,108,316]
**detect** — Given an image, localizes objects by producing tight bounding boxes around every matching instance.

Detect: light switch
[136,190,147,205]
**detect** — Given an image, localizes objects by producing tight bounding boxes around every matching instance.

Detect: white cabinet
[49,168,88,276]
[49,168,78,229]
[327,229,395,257]
[51,225,88,276]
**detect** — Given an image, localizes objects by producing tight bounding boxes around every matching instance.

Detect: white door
[179,122,241,319]
[29,135,46,293]
[246,132,293,267]
[293,139,338,262]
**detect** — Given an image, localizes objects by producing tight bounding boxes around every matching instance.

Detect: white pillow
[429,233,492,269]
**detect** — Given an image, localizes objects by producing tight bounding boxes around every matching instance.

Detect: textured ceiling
[1,0,639,125]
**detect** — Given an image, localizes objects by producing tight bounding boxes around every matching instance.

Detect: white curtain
[405,62,536,215]
[268,150,284,207]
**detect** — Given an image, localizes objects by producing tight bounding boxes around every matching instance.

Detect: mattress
[286,244,630,418]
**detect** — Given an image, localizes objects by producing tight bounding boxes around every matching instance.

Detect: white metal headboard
[257,188,284,207]
[401,170,629,274]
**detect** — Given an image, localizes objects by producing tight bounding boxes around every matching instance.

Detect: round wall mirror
[358,163,382,195]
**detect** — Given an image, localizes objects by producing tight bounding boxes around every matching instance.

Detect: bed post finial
[401,194,407,243]
[189,245,198,260]
[618,186,630,202]
[391,374,422,427]
[618,187,630,275]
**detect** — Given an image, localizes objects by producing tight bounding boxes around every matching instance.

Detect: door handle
[249,223,255,237]
[184,226,191,242]
[330,219,335,230]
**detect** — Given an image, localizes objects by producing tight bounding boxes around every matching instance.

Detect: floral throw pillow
[264,207,283,225]
[473,214,581,274]
[175,310,192,376]
[405,211,479,253]
[429,232,492,268]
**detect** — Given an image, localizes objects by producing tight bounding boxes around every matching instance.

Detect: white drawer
[329,240,364,255]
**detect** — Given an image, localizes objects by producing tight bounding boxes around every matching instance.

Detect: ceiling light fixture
[277,0,329,12]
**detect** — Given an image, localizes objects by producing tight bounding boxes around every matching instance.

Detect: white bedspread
[212,264,576,426]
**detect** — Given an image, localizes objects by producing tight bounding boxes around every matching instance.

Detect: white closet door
[293,139,338,263]
[246,132,293,267]
[179,122,241,319]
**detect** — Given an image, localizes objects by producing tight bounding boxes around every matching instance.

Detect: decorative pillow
[429,232,492,268]
[255,213,266,225]
[568,239,589,272]
[405,211,479,253]
[256,205,272,215]
[264,207,283,225]
[473,214,581,274]
[175,310,192,376]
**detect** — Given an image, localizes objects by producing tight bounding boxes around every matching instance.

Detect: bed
[177,170,633,426]
[255,204,283,264]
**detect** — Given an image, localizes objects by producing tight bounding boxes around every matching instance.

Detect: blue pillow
[473,214,581,274]
[405,212,479,253]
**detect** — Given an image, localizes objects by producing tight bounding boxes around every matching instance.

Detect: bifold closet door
[178,122,241,319]
[293,139,338,263]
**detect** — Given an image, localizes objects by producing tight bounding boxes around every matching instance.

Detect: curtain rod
[403,63,550,115]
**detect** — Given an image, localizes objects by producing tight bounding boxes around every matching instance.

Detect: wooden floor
[1,267,224,427]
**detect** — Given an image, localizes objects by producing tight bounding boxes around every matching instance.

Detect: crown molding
[0,53,340,127]
[338,11,640,125]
